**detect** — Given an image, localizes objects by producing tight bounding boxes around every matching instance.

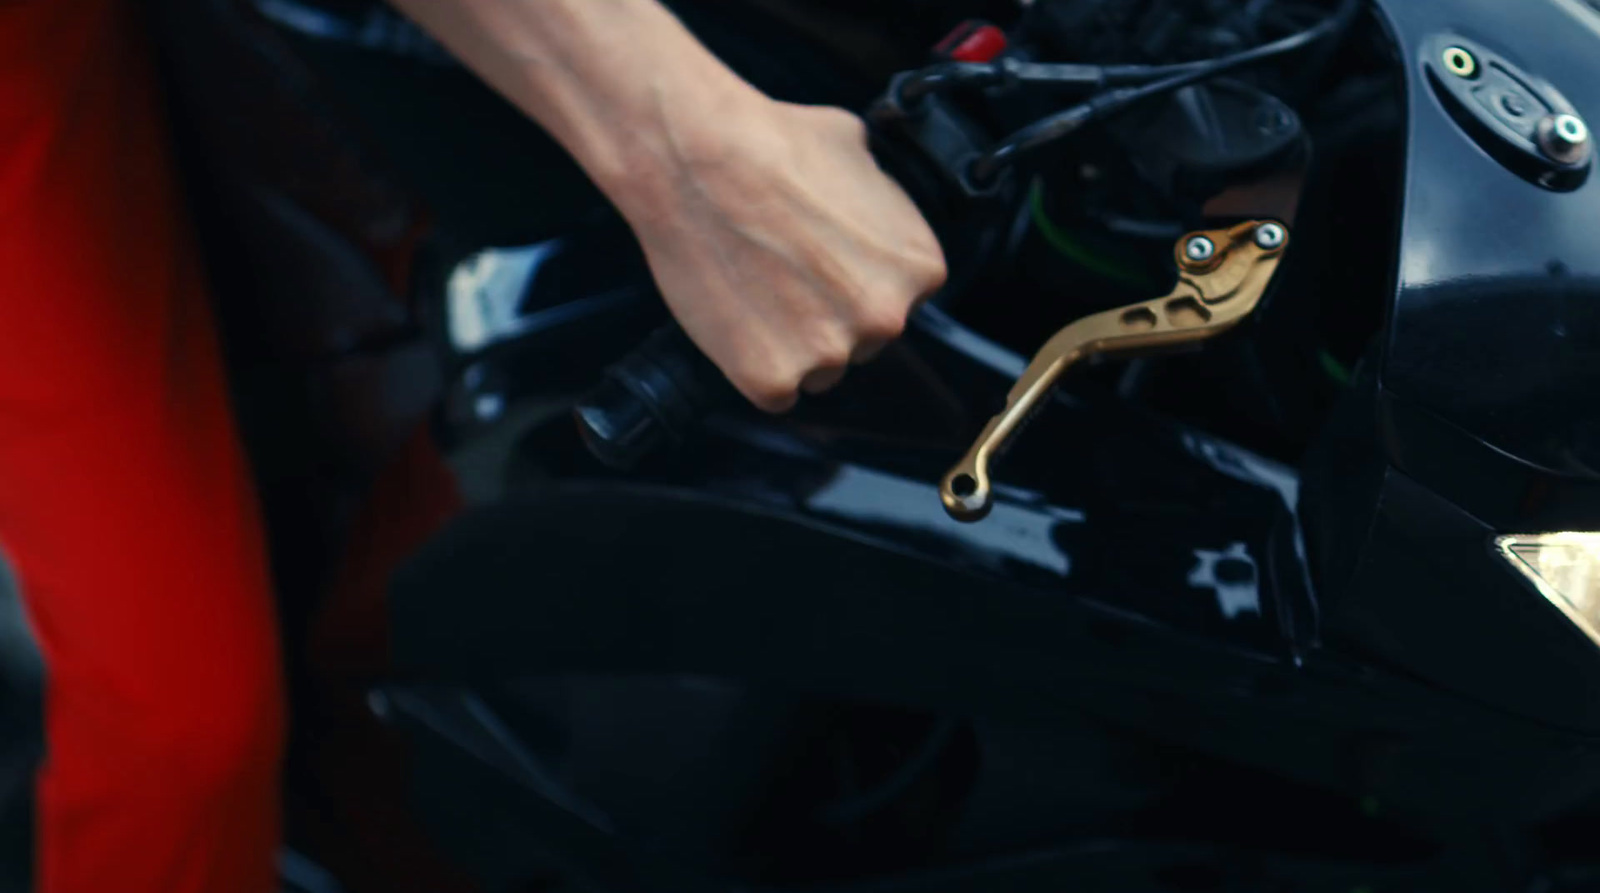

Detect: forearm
[390,0,945,411]
[388,0,760,209]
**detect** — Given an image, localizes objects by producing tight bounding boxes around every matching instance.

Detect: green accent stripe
[1319,349,1354,386]
[1028,183,1153,289]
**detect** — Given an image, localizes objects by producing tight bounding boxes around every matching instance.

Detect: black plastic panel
[1372,0,1600,484]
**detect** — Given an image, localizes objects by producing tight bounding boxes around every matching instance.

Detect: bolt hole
[1122,307,1158,331]
[950,474,978,498]
[1559,117,1586,141]
[1443,46,1477,78]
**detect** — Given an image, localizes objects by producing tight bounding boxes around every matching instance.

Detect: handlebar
[573,323,740,470]
[573,83,999,468]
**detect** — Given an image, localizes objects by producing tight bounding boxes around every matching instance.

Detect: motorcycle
[75,0,1600,890]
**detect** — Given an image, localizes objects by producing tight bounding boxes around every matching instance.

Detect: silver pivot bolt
[1537,113,1590,165]
[1254,222,1287,250]
[1184,235,1217,263]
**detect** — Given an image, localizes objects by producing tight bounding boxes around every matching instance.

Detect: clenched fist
[615,101,947,412]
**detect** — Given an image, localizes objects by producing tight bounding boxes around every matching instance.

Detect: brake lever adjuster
[940,220,1290,522]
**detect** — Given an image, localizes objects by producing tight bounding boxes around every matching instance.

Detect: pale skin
[387,0,948,412]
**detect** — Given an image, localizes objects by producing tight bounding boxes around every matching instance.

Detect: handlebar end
[574,376,670,470]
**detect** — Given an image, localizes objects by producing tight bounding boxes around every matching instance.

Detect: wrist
[591,72,778,225]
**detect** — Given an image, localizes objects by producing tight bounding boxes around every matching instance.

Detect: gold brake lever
[940,220,1289,522]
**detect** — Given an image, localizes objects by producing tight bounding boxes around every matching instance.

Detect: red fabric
[0,3,285,892]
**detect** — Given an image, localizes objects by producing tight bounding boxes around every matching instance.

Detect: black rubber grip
[573,323,739,469]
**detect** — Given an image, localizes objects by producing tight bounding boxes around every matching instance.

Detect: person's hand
[612,99,948,412]
[387,0,945,411]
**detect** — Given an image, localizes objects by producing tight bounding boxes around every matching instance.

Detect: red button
[953,25,1008,63]
[937,22,1009,64]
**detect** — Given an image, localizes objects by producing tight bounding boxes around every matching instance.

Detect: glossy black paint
[1375,0,1600,481]
[423,303,1600,820]
[447,294,1316,642]
[1294,0,1600,733]
[398,418,1600,819]
[422,214,685,445]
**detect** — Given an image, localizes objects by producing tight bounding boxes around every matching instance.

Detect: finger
[800,364,848,395]
[744,383,799,414]
[850,336,890,365]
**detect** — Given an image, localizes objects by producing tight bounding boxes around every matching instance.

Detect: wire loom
[888,0,1363,184]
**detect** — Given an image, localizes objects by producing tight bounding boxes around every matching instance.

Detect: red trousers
[0,2,285,891]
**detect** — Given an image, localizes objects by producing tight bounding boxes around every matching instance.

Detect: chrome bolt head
[1538,113,1591,164]
[1184,235,1217,263]
[1254,222,1287,250]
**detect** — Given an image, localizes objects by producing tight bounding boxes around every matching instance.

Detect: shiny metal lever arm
[940,220,1289,522]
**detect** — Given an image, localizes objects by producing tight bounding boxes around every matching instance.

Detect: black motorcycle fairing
[390,452,1600,825]
[1295,0,1600,736]
[381,677,823,891]
[1306,371,1600,733]
[449,305,1320,655]
[1370,0,1600,480]
[402,289,1600,826]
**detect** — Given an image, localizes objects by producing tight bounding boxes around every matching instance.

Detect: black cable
[899,56,1210,102]
[901,0,1356,101]
[968,0,1362,184]
[900,60,1111,103]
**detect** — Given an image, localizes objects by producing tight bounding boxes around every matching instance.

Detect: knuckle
[912,243,949,292]
[802,365,847,395]
[745,373,799,413]
[726,350,802,414]
[859,300,909,341]
[813,336,853,371]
